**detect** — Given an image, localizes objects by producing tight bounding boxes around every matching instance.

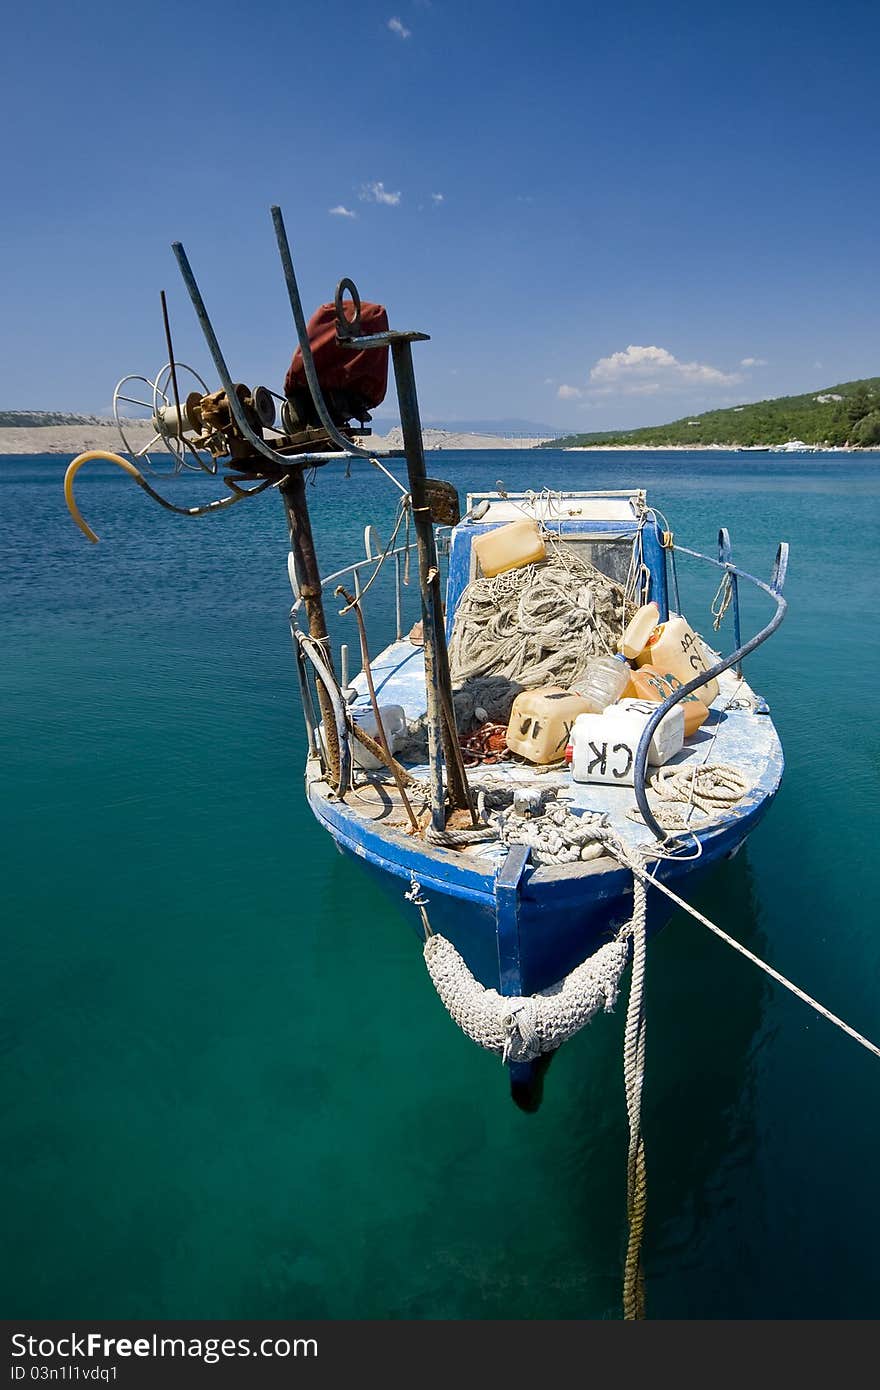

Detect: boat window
[454,530,643,622]
[541,536,635,587]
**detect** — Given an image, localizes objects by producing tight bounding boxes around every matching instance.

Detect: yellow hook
[63,450,146,543]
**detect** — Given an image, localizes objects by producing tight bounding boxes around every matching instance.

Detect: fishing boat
[62,208,788,1121]
[296,487,787,1106]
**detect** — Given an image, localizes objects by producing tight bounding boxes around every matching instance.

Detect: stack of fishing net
[447,539,634,730]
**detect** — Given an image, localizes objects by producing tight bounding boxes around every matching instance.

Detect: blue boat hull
[306,719,781,1106]
[308,778,776,992]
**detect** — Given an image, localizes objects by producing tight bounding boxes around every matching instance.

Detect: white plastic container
[609,700,686,761]
[620,602,659,660]
[570,654,631,712]
[635,614,720,704]
[506,686,593,764]
[567,703,684,784]
[472,519,546,577]
[350,704,408,770]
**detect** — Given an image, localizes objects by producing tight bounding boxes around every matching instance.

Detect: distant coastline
[542,375,880,452]
[0,421,551,457]
[0,421,161,457]
[4,374,879,456]
[560,443,864,453]
[0,421,875,457]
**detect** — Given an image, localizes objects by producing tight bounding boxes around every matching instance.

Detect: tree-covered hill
[542,378,880,449]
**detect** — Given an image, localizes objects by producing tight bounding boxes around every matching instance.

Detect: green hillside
[543,377,880,449]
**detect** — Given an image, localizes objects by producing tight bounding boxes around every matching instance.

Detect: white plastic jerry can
[608,699,686,763]
[349,705,408,770]
[472,519,546,577]
[635,614,719,704]
[566,703,684,785]
[506,687,593,764]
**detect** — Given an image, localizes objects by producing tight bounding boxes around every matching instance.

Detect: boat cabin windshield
[445,489,668,630]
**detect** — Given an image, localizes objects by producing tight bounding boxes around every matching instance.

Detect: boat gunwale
[305,708,784,896]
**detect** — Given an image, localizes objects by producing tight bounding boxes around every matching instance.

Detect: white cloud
[557,384,584,400]
[740,356,768,367]
[361,180,402,206]
[431,192,444,203]
[588,344,741,395]
[329,205,356,218]
[388,17,411,38]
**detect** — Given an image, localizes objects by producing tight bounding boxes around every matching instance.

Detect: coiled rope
[627,762,750,831]
[421,785,614,862]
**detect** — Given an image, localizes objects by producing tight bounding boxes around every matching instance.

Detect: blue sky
[2,0,878,430]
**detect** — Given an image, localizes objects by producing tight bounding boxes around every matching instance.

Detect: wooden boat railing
[633,535,789,842]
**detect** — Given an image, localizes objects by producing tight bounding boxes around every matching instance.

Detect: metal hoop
[335,277,362,338]
[153,362,214,473]
[113,374,177,477]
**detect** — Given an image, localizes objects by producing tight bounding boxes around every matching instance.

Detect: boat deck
[340,638,783,871]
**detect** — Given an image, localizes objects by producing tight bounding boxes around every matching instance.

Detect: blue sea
[2,449,879,1319]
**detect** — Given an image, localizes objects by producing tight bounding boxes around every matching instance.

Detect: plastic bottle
[620,602,659,660]
[635,614,720,704]
[571,654,631,713]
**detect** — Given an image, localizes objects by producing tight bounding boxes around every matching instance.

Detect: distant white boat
[770,439,817,453]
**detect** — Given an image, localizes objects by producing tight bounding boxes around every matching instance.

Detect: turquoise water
[2,449,879,1320]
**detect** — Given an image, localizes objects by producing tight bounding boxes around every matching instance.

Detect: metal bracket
[771,541,789,595]
[717,527,743,672]
[495,844,531,996]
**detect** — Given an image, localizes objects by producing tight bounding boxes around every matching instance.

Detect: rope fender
[423,932,630,1063]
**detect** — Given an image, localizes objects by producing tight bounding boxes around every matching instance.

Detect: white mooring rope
[408,807,880,1322]
[622,869,648,1321]
[632,863,880,1060]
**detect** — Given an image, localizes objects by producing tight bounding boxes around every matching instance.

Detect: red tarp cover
[284,302,389,408]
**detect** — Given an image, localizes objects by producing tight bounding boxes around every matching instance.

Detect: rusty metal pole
[281,467,341,790]
[390,340,471,827]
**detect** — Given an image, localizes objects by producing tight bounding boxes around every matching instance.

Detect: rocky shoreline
[0,421,161,456]
[0,421,550,456]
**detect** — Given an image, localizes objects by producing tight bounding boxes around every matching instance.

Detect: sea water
[1,450,879,1319]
